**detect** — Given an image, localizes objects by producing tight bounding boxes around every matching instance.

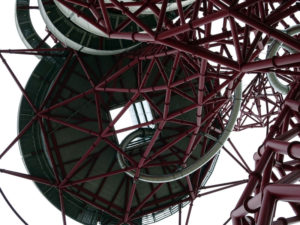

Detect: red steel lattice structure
[0,0,300,225]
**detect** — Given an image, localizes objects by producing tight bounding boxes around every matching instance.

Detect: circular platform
[18,48,242,224]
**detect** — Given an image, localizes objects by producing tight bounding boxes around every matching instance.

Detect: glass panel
[142,100,155,128]
[135,102,147,123]
[109,100,154,143]
[109,106,136,143]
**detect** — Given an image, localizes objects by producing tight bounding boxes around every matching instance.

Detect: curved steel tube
[266,25,300,95]
[0,188,28,225]
[117,82,242,183]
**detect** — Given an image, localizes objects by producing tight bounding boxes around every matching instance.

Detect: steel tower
[0,1,299,225]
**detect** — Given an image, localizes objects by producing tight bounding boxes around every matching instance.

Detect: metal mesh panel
[141,201,190,225]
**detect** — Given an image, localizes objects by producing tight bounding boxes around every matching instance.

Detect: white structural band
[54,0,108,38]
[266,25,300,95]
[15,13,36,51]
[117,82,242,183]
[54,0,194,38]
[38,0,138,55]
[15,0,50,58]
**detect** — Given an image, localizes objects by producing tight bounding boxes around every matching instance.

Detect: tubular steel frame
[0,0,300,225]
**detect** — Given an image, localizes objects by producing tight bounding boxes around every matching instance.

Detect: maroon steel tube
[58,189,67,225]
[242,53,300,72]
[285,99,300,112]
[258,185,300,225]
[0,169,55,186]
[266,140,300,159]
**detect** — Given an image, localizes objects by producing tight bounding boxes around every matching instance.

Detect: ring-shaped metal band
[15,0,51,58]
[243,197,259,214]
[117,82,242,183]
[266,25,300,95]
[287,141,300,160]
[38,0,139,55]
